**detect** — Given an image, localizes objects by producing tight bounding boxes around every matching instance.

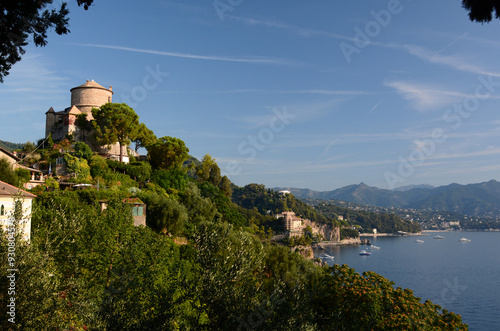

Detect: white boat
[434,235,445,239]
[359,250,371,256]
[370,245,381,249]
[416,239,424,243]
[318,253,334,260]
[459,237,471,242]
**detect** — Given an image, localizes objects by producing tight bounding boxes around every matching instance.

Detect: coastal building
[276,211,303,237]
[0,180,36,242]
[44,80,135,163]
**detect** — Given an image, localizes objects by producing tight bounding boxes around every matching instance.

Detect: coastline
[313,238,361,248]
[359,232,426,237]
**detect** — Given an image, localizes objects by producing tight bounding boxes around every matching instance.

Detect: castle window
[0,205,4,216]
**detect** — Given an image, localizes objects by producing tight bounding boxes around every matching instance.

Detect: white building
[0,180,36,242]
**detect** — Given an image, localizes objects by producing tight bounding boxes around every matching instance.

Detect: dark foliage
[0,1,94,82]
[462,0,500,22]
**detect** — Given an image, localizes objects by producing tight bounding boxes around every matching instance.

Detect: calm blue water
[314,231,500,330]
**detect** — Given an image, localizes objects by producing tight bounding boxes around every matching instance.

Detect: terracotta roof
[0,180,36,198]
[0,147,20,161]
[123,197,144,205]
[70,80,110,92]
[45,107,55,114]
[67,105,81,115]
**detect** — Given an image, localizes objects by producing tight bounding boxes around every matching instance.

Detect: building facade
[276,211,304,237]
[0,180,36,242]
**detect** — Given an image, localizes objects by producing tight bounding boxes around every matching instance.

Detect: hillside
[276,179,500,218]
[235,184,421,233]
[0,143,461,329]
[0,139,24,151]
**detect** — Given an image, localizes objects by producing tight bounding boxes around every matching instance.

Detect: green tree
[219,175,232,199]
[22,141,36,153]
[0,158,18,186]
[141,192,188,235]
[0,1,94,83]
[73,141,93,160]
[196,154,216,182]
[89,154,109,178]
[92,103,140,163]
[63,153,92,183]
[147,136,190,171]
[15,167,31,187]
[44,176,59,190]
[132,123,156,153]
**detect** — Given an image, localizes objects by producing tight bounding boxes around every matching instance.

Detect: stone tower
[45,80,113,141]
[44,80,130,163]
[69,80,113,118]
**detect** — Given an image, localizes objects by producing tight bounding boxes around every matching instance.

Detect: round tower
[70,80,113,117]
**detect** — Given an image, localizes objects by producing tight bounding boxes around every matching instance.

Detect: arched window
[0,205,4,216]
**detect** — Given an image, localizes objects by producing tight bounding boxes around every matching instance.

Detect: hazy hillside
[0,139,24,151]
[276,180,500,217]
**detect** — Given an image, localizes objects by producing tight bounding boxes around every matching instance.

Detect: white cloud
[227,15,356,42]
[76,43,299,66]
[384,43,500,77]
[385,81,466,111]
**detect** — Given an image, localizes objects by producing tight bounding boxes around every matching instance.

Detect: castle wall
[70,85,113,118]
[45,81,134,163]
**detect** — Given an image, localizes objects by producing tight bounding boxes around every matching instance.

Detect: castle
[44,80,132,162]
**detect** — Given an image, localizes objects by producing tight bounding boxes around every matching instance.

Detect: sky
[2,0,500,191]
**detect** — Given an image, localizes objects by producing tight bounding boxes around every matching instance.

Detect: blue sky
[2,0,500,191]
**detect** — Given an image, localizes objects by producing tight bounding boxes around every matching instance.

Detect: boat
[434,235,445,239]
[359,250,371,256]
[318,253,334,260]
[370,245,381,250]
[459,238,471,242]
[416,239,424,243]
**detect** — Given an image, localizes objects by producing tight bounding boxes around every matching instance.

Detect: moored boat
[434,235,445,239]
[359,250,371,256]
[318,253,334,260]
[416,239,424,243]
[459,237,471,242]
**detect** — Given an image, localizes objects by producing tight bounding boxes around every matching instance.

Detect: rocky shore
[312,238,361,249]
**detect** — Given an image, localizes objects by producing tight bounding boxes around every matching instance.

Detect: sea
[314,231,500,330]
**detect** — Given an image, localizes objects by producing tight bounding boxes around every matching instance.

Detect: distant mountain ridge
[0,140,24,151]
[275,180,500,218]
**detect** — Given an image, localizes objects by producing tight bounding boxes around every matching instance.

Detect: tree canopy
[462,0,500,22]
[132,122,157,152]
[0,1,94,83]
[92,103,140,162]
[147,136,190,171]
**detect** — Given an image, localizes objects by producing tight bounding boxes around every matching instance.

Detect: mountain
[392,184,434,192]
[275,180,500,218]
